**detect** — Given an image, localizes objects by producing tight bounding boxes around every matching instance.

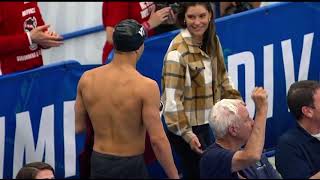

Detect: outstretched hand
[30,24,63,48]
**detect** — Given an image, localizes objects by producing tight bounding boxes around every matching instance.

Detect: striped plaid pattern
[161,29,241,143]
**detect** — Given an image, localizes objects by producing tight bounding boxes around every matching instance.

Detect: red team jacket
[102,2,156,64]
[0,2,44,75]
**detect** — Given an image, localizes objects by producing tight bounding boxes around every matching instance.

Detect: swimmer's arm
[75,75,89,134]
[142,80,179,179]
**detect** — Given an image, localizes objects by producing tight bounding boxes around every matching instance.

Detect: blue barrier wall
[133,2,320,150]
[0,61,99,178]
[218,2,320,149]
[1,2,320,179]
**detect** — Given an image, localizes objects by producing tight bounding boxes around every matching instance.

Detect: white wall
[38,2,105,65]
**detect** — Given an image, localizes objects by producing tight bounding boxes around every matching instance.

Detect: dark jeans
[167,124,215,179]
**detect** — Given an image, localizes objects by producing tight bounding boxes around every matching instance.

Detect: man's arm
[0,34,30,55]
[0,2,62,56]
[0,25,62,56]
[231,87,268,172]
[75,73,90,134]
[142,79,179,179]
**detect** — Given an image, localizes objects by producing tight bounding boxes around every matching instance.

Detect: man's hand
[189,136,203,154]
[148,7,171,29]
[251,87,268,114]
[30,24,63,48]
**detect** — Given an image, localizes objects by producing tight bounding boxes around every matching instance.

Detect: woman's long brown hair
[176,2,218,57]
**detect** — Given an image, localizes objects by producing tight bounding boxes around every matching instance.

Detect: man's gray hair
[209,99,243,139]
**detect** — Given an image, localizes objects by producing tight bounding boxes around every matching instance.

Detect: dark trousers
[90,151,149,179]
[167,124,215,179]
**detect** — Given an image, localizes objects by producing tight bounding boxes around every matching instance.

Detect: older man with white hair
[200,87,280,179]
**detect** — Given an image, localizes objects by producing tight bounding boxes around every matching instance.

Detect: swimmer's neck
[111,52,138,69]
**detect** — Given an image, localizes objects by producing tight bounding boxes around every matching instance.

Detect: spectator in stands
[16,162,55,179]
[275,80,320,179]
[102,2,175,64]
[0,2,63,75]
[161,2,242,179]
[75,19,179,179]
[200,88,281,179]
[217,2,261,17]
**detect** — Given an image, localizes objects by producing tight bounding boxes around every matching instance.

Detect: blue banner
[1,2,320,179]
[216,2,320,149]
[134,2,320,150]
[0,61,99,178]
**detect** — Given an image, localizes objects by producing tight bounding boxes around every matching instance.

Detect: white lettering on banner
[13,105,55,178]
[282,33,314,96]
[63,101,76,177]
[0,117,4,179]
[298,33,313,80]
[228,51,256,117]
[264,44,274,118]
[228,32,314,117]
[0,102,78,178]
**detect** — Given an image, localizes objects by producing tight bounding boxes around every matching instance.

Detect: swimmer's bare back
[76,63,160,157]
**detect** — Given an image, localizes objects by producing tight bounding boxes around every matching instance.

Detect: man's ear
[228,125,238,137]
[302,106,313,119]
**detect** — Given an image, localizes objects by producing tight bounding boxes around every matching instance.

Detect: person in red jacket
[101,2,175,64]
[0,2,63,75]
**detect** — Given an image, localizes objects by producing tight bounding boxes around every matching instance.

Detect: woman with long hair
[161,2,242,178]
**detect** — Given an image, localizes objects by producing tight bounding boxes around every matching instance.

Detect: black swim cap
[113,19,147,52]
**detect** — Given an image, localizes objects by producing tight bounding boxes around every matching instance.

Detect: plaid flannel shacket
[161,29,242,143]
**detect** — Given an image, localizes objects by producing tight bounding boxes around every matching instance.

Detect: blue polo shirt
[200,143,280,179]
[275,123,320,179]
